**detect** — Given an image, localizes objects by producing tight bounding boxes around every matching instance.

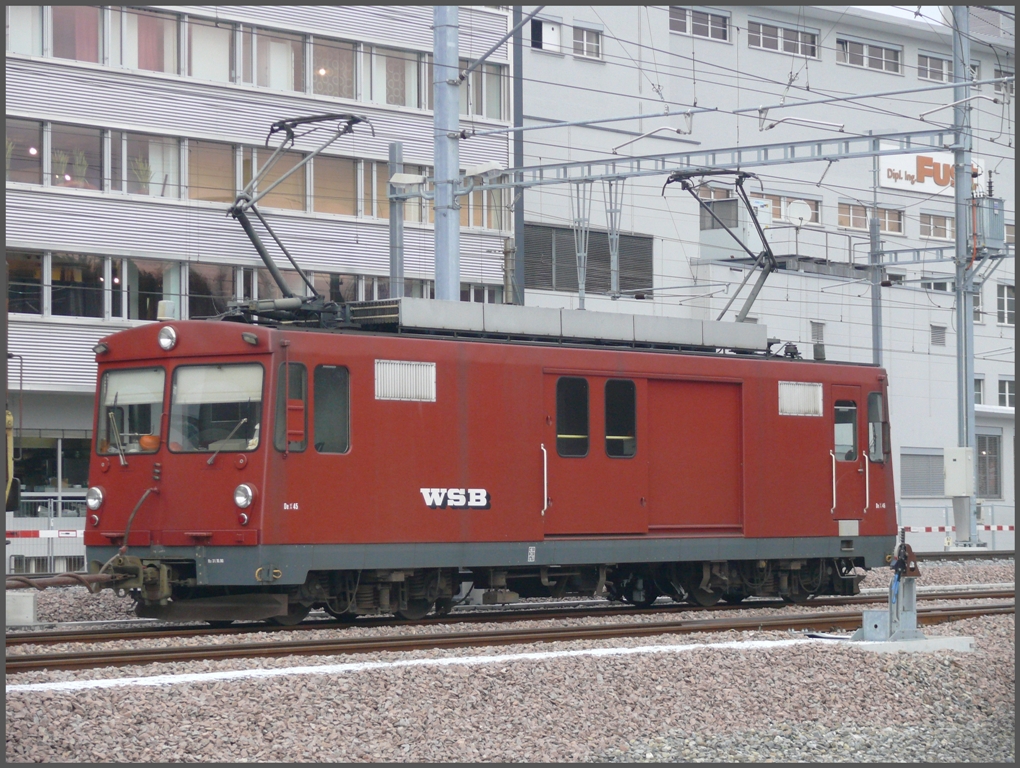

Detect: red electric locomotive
[84,298,897,623]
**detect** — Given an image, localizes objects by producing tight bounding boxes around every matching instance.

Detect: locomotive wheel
[324,606,357,621]
[782,592,811,605]
[624,586,659,608]
[721,592,746,605]
[269,604,311,626]
[396,598,433,621]
[205,620,234,628]
[686,587,723,607]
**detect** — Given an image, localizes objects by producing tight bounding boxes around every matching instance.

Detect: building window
[5,118,43,184]
[459,283,502,303]
[121,258,181,321]
[110,7,179,74]
[997,284,1015,325]
[837,203,867,229]
[973,284,983,323]
[243,147,305,211]
[669,8,728,40]
[930,325,946,346]
[573,27,601,59]
[837,39,900,73]
[187,16,234,83]
[50,123,103,191]
[974,378,984,405]
[6,251,43,314]
[976,434,1001,498]
[312,38,356,99]
[1007,224,1015,245]
[188,263,235,318]
[111,132,180,198]
[52,5,102,64]
[994,69,1014,96]
[556,377,589,457]
[240,26,305,92]
[750,193,820,224]
[999,379,1015,408]
[876,208,903,233]
[748,21,816,57]
[368,47,420,108]
[6,5,43,56]
[921,278,952,292]
[51,253,104,318]
[918,53,949,82]
[312,273,359,303]
[523,224,653,296]
[313,365,350,454]
[188,140,235,203]
[531,19,561,52]
[900,451,944,497]
[313,155,357,216]
[920,213,954,239]
[697,186,730,200]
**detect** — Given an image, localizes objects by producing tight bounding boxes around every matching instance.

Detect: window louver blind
[900,453,945,497]
[523,224,653,294]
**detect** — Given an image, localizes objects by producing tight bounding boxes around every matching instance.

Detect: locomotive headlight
[86,486,105,511]
[233,483,256,509]
[157,325,178,351]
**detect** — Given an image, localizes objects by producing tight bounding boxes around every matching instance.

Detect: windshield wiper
[108,411,128,467]
[207,417,248,466]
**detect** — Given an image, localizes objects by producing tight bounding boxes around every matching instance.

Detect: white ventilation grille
[778,381,823,416]
[375,360,436,402]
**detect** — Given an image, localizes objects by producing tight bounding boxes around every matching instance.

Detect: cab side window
[556,377,588,457]
[834,400,857,461]
[867,391,888,463]
[314,365,350,453]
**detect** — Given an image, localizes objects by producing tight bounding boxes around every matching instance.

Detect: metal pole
[952,6,976,545]
[433,6,461,302]
[388,142,404,299]
[869,133,883,367]
[512,5,525,305]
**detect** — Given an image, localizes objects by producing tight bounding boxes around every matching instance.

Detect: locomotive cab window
[168,364,264,453]
[97,367,165,455]
[314,365,350,453]
[867,392,889,463]
[556,377,589,457]
[605,379,636,458]
[834,400,857,461]
[275,363,308,452]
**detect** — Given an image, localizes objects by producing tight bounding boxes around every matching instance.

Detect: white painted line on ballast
[8,637,816,694]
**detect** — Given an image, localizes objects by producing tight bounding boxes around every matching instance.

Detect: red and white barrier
[5,530,85,539]
[902,525,1014,532]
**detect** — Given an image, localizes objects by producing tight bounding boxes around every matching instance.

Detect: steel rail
[6,603,1012,673]
[6,589,1013,647]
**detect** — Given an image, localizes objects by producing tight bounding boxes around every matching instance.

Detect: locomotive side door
[831,384,866,520]
[542,374,648,535]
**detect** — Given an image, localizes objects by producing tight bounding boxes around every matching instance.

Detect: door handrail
[830,450,837,515]
[862,451,870,515]
[541,443,548,517]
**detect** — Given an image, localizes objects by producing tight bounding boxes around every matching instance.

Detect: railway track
[7,588,1013,647]
[6,602,1012,674]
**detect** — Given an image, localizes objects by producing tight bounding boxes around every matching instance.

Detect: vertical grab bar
[862,451,870,515]
[830,450,837,515]
[540,443,548,517]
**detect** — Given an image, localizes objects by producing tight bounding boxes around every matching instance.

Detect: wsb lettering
[420,488,491,509]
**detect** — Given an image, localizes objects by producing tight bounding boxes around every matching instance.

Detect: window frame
[313,364,351,454]
[572,26,602,60]
[920,212,955,240]
[976,433,1002,499]
[833,400,858,462]
[836,37,901,74]
[668,7,730,42]
[167,362,265,455]
[604,379,636,459]
[996,283,1015,326]
[998,379,1015,408]
[917,53,950,82]
[747,20,818,58]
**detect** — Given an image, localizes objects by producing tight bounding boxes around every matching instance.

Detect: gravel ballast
[6,613,1014,763]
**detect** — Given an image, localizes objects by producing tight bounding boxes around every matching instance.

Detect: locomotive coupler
[851,534,925,642]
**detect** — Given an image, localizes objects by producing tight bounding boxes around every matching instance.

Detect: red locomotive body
[86,305,896,622]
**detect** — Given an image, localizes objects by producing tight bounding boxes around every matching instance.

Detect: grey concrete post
[512,5,525,305]
[388,142,404,299]
[433,6,460,301]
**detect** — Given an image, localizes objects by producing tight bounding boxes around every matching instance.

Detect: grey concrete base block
[851,635,975,654]
[6,591,38,626]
